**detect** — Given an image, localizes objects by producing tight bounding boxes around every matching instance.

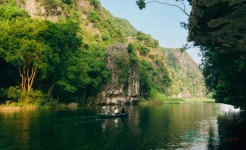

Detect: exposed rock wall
[188,0,246,52]
[96,43,140,105]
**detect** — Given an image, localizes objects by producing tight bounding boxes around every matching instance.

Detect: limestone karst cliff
[188,0,246,109]
[188,0,246,53]
[96,43,140,105]
[0,0,207,105]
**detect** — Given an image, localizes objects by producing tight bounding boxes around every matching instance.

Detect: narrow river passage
[0,103,245,149]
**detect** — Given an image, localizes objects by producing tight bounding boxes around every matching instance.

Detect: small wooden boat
[96,112,129,118]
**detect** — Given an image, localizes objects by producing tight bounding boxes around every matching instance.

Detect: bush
[89,0,100,9]
[44,0,61,9]
[6,86,24,102]
[139,46,150,56]
[62,0,73,5]
[26,90,48,106]
[149,54,156,59]
[88,11,100,22]
[0,5,30,20]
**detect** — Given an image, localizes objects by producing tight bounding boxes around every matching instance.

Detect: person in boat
[114,107,119,114]
[121,107,126,113]
[102,106,110,114]
[102,106,107,114]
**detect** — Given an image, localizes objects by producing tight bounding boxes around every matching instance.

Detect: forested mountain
[0,0,206,106]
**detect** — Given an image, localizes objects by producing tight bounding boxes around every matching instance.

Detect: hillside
[0,0,206,105]
[162,48,205,97]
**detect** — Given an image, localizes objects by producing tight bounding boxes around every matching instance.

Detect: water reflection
[0,103,245,149]
[216,105,245,150]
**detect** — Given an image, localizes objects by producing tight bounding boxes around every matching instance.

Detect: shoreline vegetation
[139,92,214,105]
[0,96,214,111]
[0,103,69,110]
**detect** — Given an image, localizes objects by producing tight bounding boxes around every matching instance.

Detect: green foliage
[113,17,138,37]
[0,5,30,20]
[0,1,201,106]
[7,0,16,6]
[115,51,130,84]
[67,10,81,21]
[102,31,109,41]
[153,40,159,48]
[44,0,61,9]
[62,0,73,5]
[200,46,246,109]
[84,47,110,96]
[88,11,100,22]
[139,46,150,56]
[137,31,149,41]
[39,20,91,102]
[0,18,51,91]
[136,31,158,48]
[89,0,100,9]
[1,87,49,106]
[149,54,156,59]
[6,86,24,102]
[25,90,49,106]
[127,42,139,56]
[162,47,205,97]
[139,60,153,97]
[136,0,146,10]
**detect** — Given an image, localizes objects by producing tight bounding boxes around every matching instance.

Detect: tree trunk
[18,60,37,92]
[48,82,56,99]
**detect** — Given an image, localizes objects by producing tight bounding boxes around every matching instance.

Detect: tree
[39,20,90,102]
[0,5,30,20]
[200,46,246,109]
[0,18,49,92]
[83,47,110,100]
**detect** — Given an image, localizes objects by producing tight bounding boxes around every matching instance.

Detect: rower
[121,107,126,113]
[102,106,107,114]
[114,107,119,114]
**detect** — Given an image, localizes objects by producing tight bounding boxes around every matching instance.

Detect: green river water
[0,103,245,150]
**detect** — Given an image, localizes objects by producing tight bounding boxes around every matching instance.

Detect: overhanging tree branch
[136,0,190,17]
[179,0,186,12]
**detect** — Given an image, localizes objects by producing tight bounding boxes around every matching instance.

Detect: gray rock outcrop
[96,43,140,105]
[188,0,246,53]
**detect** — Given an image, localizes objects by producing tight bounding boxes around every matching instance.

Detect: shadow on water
[216,110,246,150]
[205,106,246,150]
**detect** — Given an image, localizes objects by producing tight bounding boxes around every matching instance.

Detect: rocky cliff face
[96,43,140,105]
[188,0,246,52]
[162,48,206,98]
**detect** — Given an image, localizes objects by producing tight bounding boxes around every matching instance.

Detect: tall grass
[139,91,214,105]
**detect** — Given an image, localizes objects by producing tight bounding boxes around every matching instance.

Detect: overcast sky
[99,0,201,64]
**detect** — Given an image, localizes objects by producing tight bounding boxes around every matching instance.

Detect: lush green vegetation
[0,3,110,106]
[162,48,206,97]
[0,0,206,107]
[200,46,246,109]
[139,90,213,105]
[136,0,246,110]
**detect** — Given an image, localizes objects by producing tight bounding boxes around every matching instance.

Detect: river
[0,103,245,150]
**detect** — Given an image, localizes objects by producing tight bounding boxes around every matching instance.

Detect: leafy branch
[136,0,190,17]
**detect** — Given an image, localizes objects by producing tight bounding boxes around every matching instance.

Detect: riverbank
[0,96,215,110]
[139,93,214,105]
[0,102,70,110]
